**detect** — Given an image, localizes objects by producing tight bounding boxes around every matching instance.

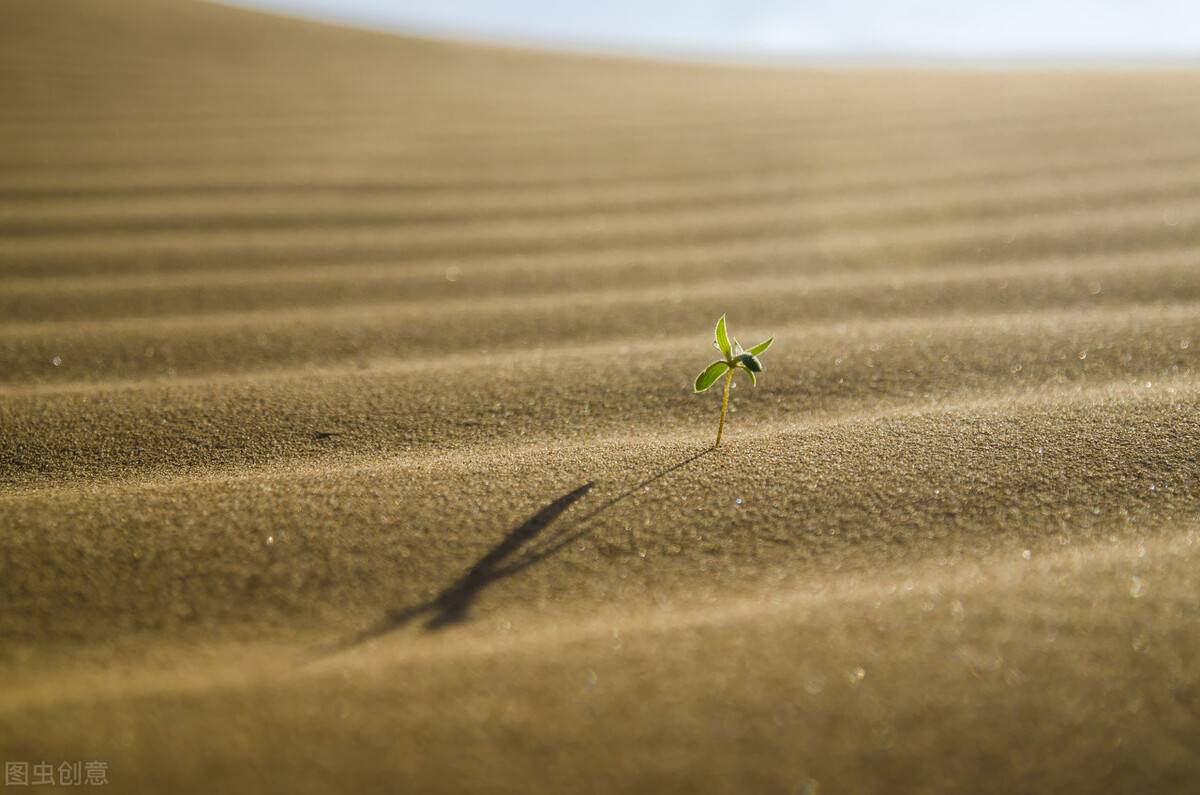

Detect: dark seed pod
[735,353,763,372]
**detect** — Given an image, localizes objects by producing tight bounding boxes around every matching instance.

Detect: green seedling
[694,314,773,448]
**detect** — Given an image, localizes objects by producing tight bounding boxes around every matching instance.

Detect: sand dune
[2,1,1199,792]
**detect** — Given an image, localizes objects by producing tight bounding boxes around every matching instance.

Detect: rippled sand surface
[3,1,1199,792]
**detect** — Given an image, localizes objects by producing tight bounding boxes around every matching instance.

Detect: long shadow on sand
[316,448,710,657]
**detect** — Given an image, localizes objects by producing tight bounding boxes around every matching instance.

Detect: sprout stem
[715,367,732,448]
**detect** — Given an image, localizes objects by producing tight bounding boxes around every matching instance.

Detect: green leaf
[694,360,729,392]
[714,314,732,358]
[735,353,763,373]
[739,365,757,386]
[732,338,744,356]
[747,337,773,356]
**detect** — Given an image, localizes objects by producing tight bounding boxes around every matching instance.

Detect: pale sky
[226,0,1200,60]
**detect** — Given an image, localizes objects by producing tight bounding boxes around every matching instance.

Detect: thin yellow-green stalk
[715,367,732,448]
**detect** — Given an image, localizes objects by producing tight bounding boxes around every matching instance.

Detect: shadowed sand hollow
[2,1,1200,792]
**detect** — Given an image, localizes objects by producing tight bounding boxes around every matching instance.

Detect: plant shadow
[314,447,710,658]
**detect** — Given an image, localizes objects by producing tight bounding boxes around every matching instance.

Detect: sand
[2,1,1200,792]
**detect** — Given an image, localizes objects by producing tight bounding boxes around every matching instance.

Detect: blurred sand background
[2,0,1199,791]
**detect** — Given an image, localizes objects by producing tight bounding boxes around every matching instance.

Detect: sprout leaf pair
[694,314,773,447]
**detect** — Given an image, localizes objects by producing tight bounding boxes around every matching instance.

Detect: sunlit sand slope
[2,1,1199,792]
